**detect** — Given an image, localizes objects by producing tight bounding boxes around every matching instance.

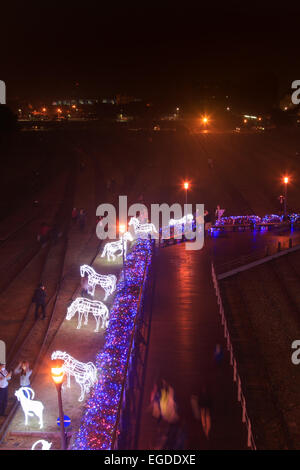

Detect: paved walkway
[137,241,248,450]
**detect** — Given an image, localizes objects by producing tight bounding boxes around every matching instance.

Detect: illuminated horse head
[15,387,44,429]
[51,350,98,402]
[66,297,109,332]
[101,232,133,262]
[129,217,158,237]
[80,264,117,299]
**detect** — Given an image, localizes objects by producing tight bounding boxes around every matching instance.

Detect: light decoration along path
[214,213,300,227]
[72,238,152,450]
[80,264,117,299]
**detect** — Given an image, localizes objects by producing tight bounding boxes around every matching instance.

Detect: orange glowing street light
[183,181,189,207]
[51,366,64,384]
[51,363,67,449]
[119,223,126,235]
[202,116,208,124]
[283,176,289,217]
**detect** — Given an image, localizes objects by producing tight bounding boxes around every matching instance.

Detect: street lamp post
[119,224,126,288]
[51,364,67,450]
[283,176,289,218]
[183,182,189,211]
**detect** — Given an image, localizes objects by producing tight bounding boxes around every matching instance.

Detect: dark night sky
[1,2,300,104]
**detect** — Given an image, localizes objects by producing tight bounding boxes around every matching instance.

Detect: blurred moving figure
[214,343,224,366]
[78,208,87,231]
[37,222,51,244]
[191,386,212,439]
[72,207,78,224]
[159,380,179,424]
[150,380,163,421]
[204,210,212,233]
[208,157,214,169]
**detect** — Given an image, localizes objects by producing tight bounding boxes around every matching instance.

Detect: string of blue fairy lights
[72,238,152,450]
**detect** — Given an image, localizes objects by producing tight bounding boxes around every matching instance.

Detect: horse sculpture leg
[77,312,82,329]
[78,382,85,402]
[103,288,109,301]
[39,410,43,429]
[94,314,100,332]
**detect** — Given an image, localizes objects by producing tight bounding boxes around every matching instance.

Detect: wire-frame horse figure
[51,351,97,402]
[101,231,133,261]
[80,264,117,299]
[66,297,109,332]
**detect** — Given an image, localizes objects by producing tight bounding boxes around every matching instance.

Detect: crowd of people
[0,360,32,416]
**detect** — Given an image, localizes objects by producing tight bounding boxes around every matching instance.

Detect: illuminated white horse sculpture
[31,440,52,450]
[51,351,98,402]
[129,217,158,237]
[101,232,133,261]
[66,297,109,332]
[169,214,194,226]
[80,264,117,299]
[15,387,44,429]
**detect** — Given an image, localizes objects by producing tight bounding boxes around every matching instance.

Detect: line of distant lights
[72,238,152,450]
[214,213,300,227]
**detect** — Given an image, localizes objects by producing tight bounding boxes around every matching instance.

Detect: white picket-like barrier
[211,263,256,450]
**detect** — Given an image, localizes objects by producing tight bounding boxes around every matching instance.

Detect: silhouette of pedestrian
[191,386,212,439]
[214,343,224,366]
[159,380,179,424]
[150,379,163,422]
[0,363,12,416]
[32,283,46,320]
[78,208,87,231]
[72,207,78,224]
[81,274,89,298]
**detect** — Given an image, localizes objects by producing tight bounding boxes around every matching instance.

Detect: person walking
[191,386,212,439]
[208,157,214,169]
[78,209,87,231]
[214,343,224,366]
[204,210,212,234]
[150,380,163,421]
[72,207,78,224]
[0,363,12,416]
[14,361,32,387]
[32,283,46,320]
[81,274,89,298]
[215,205,225,224]
[159,380,179,424]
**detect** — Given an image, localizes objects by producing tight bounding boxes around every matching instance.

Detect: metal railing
[211,263,256,450]
[215,237,300,275]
